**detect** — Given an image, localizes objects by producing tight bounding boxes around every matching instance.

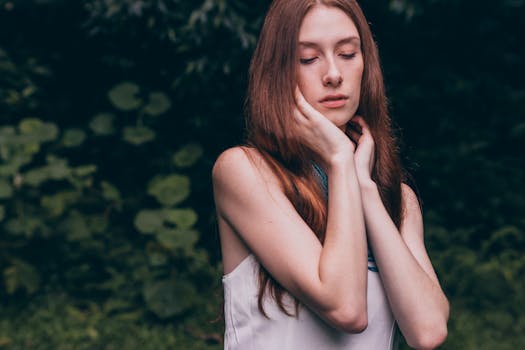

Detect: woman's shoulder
[213,145,254,169]
[401,182,422,213]
[212,146,276,187]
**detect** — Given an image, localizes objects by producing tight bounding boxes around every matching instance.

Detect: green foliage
[108,82,143,111]
[143,279,197,319]
[89,113,116,135]
[0,293,222,349]
[144,92,172,117]
[173,143,204,169]
[147,174,191,207]
[122,125,156,145]
[3,258,41,295]
[0,27,216,339]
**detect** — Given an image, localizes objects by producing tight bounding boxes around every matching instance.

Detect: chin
[325,110,353,127]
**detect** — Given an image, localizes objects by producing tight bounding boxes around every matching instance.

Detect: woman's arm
[214,86,373,333]
[213,145,368,333]
[347,116,449,349]
[360,181,449,350]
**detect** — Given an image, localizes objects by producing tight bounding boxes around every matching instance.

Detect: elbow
[329,304,368,334]
[406,320,448,350]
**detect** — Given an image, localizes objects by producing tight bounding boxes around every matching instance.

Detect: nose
[322,57,343,87]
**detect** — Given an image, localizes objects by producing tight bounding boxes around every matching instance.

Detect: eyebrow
[298,36,361,48]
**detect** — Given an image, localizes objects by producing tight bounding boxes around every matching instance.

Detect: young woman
[212,1,449,349]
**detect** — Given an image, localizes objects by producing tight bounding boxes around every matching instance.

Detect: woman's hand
[294,87,354,167]
[346,116,375,184]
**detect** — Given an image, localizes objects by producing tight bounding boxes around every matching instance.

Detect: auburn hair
[244,0,406,317]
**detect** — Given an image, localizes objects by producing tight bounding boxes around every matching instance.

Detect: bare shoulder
[400,182,424,238]
[212,146,278,189]
[212,146,254,179]
[401,183,422,212]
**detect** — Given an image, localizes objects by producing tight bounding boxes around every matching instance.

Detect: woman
[212,1,449,349]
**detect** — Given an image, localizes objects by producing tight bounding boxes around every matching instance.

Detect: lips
[319,94,348,102]
[319,94,348,109]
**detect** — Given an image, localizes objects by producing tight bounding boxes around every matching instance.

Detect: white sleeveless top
[222,253,397,349]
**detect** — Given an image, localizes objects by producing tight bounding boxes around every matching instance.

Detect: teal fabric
[311,163,379,273]
[312,161,328,196]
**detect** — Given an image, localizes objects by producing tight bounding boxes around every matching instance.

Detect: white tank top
[222,253,397,349]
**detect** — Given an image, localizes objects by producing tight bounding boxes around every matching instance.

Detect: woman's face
[296,5,364,130]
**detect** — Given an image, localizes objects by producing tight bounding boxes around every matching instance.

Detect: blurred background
[0,0,523,349]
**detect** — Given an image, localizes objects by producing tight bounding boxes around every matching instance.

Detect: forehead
[298,5,360,44]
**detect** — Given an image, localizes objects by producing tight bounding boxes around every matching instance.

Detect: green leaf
[0,205,5,222]
[73,164,97,177]
[18,118,58,142]
[3,259,41,295]
[23,167,49,187]
[59,211,91,241]
[134,210,164,234]
[62,128,86,147]
[0,164,20,177]
[482,226,524,255]
[41,195,65,217]
[163,208,198,229]
[143,279,196,318]
[40,191,78,217]
[47,162,71,180]
[0,179,13,199]
[108,82,142,111]
[19,87,35,99]
[147,251,169,266]
[101,181,121,201]
[188,248,210,271]
[22,141,40,156]
[147,174,190,206]
[143,91,171,116]
[155,228,199,252]
[5,217,41,237]
[122,126,156,145]
[87,215,108,234]
[89,113,116,135]
[0,126,16,144]
[172,143,203,168]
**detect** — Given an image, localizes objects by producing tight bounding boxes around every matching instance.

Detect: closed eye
[299,57,317,65]
[340,53,357,60]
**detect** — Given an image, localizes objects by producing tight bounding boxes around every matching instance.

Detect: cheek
[347,62,364,85]
[297,69,310,88]
[297,71,318,101]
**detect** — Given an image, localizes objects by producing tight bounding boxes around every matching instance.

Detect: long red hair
[244,0,405,317]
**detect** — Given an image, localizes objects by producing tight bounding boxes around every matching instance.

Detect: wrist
[358,178,377,191]
[326,152,355,173]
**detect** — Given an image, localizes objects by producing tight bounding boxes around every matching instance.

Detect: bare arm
[347,117,449,349]
[360,182,449,350]
[213,89,370,332]
[213,146,368,333]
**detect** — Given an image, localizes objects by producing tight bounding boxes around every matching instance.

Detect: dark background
[0,0,523,348]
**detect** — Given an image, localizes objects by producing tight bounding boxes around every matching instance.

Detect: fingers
[347,116,375,149]
[350,116,371,138]
[293,87,310,126]
[346,118,361,141]
[293,108,308,126]
[295,86,320,121]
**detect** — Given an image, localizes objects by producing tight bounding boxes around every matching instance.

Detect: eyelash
[299,58,316,64]
[341,53,357,60]
[299,53,357,65]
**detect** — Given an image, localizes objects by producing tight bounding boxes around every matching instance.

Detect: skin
[213,5,449,349]
[296,5,363,133]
